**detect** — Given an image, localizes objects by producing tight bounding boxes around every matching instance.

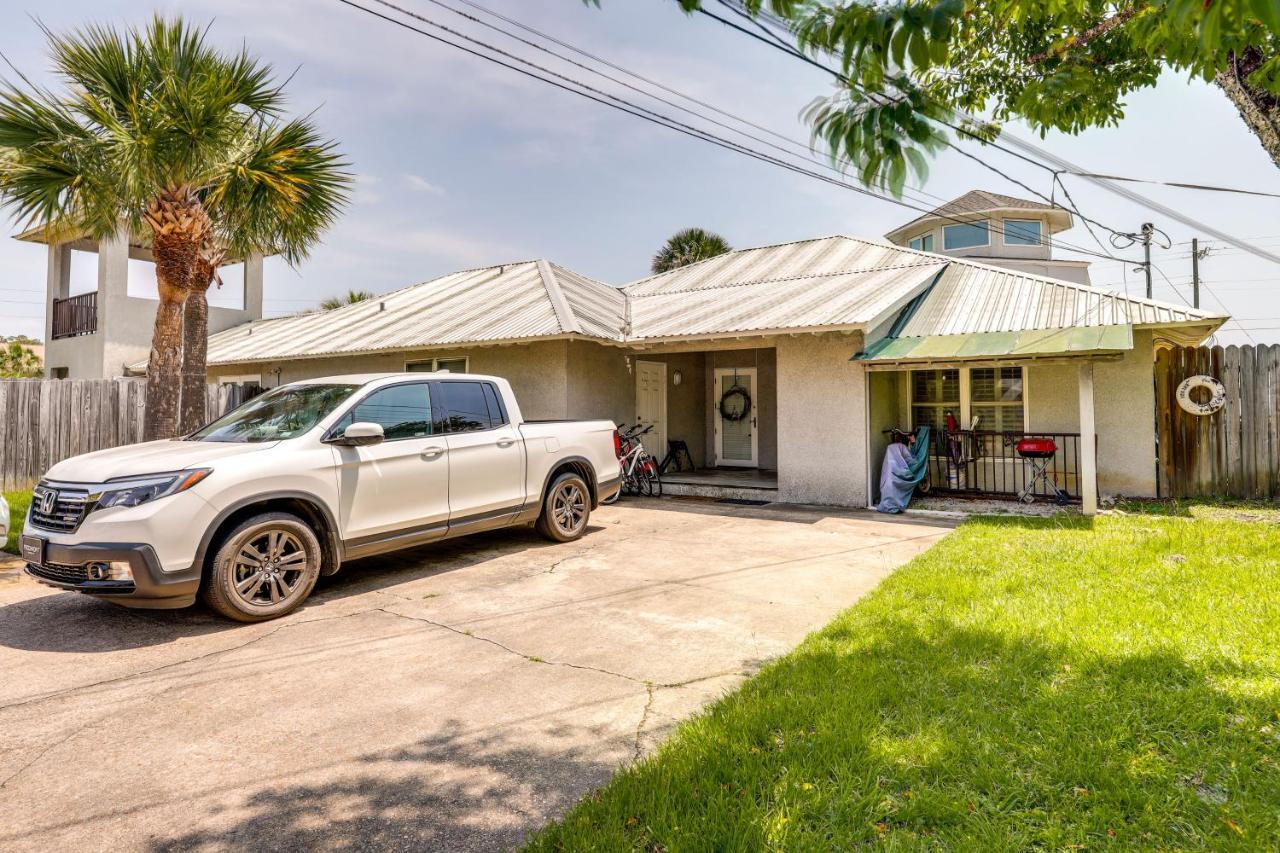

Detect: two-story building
[17,222,264,379]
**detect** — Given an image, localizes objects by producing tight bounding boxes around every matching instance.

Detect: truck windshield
[189,384,359,443]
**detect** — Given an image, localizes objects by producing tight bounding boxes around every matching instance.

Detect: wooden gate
[1154,344,1280,498]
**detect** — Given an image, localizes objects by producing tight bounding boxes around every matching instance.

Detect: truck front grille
[29,485,92,532]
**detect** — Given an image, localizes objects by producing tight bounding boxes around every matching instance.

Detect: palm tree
[650,227,732,274]
[0,17,350,438]
[320,289,376,311]
[0,341,42,378]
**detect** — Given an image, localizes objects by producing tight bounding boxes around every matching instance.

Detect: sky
[2,0,1279,344]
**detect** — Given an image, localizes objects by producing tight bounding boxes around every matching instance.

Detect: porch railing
[926,430,1086,501]
[51,292,98,339]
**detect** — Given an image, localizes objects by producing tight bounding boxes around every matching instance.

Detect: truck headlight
[94,469,212,510]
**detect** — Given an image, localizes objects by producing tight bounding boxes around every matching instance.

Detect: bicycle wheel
[644,457,662,497]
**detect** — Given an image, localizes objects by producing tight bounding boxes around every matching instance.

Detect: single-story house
[198,193,1226,514]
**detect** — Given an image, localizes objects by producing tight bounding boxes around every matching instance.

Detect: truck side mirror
[333,421,385,447]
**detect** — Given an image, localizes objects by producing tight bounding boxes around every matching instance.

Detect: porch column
[243,252,264,319]
[1078,361,1098,516]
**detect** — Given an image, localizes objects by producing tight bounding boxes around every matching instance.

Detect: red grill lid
[1016,438,1057,456]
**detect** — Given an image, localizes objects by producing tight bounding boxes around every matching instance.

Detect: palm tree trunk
[179,284,209,434]
[144,295,187,440]
[1216,49,1280,169]
[142,185,210,441]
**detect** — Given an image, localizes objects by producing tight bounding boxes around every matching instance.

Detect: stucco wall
[1027,330,1157,497]
[565,340,632,425]
[775,333,868,506]
[207,339,574,420]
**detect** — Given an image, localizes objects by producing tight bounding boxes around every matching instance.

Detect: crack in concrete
[372,601,752,694]
[372,606,649,685]
[632,683,655,762]
[0,721,91,790]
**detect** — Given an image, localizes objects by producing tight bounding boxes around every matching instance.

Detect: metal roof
[856,325,1135,364]
[896,261,1215,336]
[203,260,624,365]
[197,235,1226,367]
[884,189,1073,242]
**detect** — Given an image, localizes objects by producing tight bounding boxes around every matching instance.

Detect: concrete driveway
[0,499,952,851]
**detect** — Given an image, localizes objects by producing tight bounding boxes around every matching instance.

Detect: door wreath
[719,385,752,422]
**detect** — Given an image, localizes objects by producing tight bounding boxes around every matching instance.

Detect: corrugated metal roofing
[621,234,1220,340]
[856,325,1134,363]
[204,260,624,365]
[199,234,1225,367]
[896,261,1211,336]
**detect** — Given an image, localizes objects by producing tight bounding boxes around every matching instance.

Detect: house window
[406,356,469,373]
[911,366,1026,434]
[1003,219,1042,246]
[969,367,1025,432]
[908,234,934,252]
[911,369,959,434]
[942,221,989,250]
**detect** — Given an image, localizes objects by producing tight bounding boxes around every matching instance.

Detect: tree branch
[1026,5,1145,65]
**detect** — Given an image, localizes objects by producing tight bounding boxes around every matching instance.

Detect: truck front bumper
[23,539,200,609]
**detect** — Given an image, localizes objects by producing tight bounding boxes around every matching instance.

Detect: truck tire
[202,511,323,622]
[536,471,591,543]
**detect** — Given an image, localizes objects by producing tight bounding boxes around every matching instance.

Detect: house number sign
[1175,375,1226,416]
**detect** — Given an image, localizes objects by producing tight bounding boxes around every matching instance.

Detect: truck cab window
[434,381,494,433]
[342,383,433,440]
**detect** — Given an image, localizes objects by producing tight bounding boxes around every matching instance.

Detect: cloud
[403,174,446,195]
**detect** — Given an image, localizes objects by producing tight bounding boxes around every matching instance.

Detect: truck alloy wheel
[203,512,322,621]
[537,472,590,542]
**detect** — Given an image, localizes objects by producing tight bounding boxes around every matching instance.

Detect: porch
[624,345,780,502]
[866,358,1102,512]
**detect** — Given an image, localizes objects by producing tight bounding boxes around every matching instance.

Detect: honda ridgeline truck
[21,373,621,621]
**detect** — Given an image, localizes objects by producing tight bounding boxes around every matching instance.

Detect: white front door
[635,360,667,464]
[714,367,758,468]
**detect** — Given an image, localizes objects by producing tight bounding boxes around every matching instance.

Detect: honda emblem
[37,488,57,515]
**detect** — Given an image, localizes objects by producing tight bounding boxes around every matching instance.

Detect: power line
[1060,172,1280,200]
[335,0,1128,262]
[701,1,1130,247]
[716,0,1280,266]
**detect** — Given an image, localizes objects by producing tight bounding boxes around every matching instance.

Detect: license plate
[19,535,45,565]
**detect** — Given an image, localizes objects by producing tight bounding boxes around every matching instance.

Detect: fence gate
[1154,344,1280,499]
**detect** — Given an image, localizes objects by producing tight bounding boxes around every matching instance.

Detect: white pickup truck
[21,373,621,621]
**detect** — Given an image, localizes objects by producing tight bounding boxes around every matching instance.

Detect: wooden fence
[1155,344,1280,499]
[0,379,261,491]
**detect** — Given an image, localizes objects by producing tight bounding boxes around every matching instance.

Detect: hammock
[875,425,931,513]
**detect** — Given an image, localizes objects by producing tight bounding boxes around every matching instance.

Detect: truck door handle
[496,438,515,448]
[420,446,445,460]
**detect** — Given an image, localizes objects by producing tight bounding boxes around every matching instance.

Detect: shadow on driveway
[0,524,606,655]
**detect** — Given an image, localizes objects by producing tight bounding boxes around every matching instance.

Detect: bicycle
[602,423,662,503]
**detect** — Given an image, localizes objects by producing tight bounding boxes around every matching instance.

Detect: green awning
[853,324,1133,363]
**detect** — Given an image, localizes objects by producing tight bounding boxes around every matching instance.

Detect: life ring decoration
[1176,375,1226,416]
[719,385,753,422]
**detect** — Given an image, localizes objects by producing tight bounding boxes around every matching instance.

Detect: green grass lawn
[528,515,1280,850]
[3,489,31,554]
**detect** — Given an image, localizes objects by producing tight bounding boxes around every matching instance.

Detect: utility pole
[1191,237,1200,309]
[1141,222,1155,299]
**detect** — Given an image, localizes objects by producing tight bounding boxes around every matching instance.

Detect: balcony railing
[51,292,97,339]
[926,430,1086,501]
